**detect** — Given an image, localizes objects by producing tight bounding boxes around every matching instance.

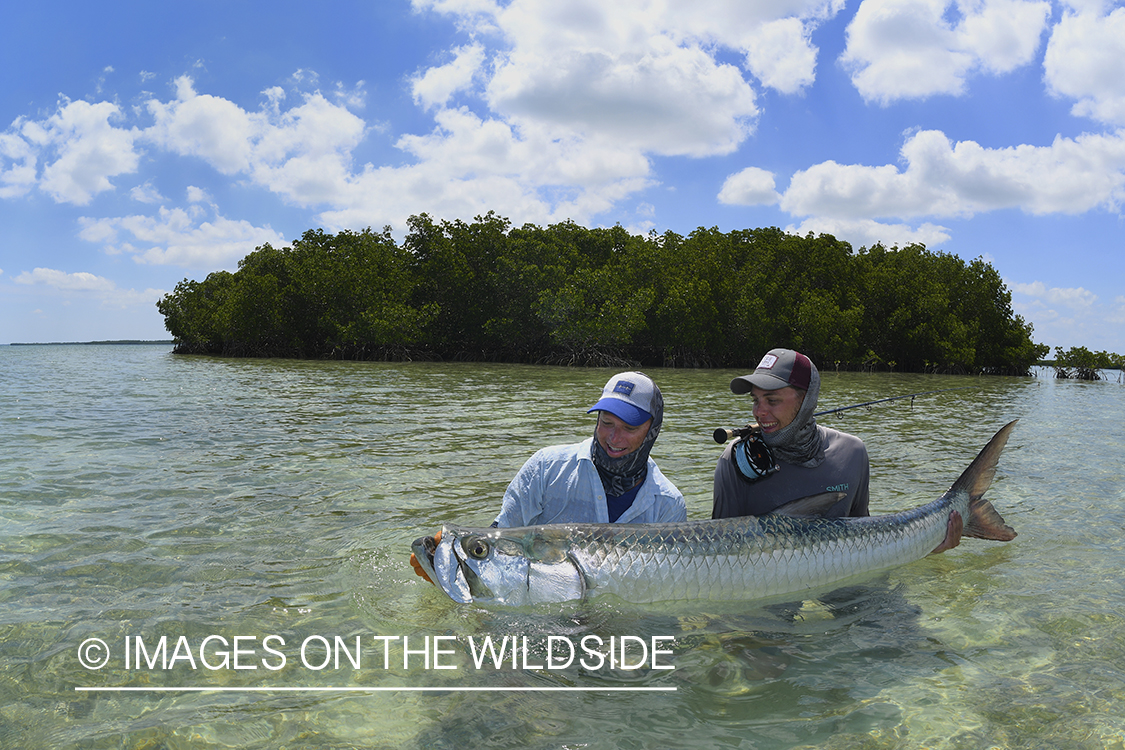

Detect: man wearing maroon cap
[712,348,962,552]
[712,348,871,520]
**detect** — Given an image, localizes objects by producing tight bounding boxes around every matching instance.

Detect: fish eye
[463,537,491,560]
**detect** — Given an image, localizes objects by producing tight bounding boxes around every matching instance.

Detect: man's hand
[409,530,441,584]
[931,510,963,554]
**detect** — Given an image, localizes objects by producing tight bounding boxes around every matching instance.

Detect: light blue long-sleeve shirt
[492,437,686,527]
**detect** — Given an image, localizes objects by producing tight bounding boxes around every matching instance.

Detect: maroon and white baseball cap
[730,348,814,394]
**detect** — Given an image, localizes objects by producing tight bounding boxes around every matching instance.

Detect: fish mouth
[412,530,477,604]
[410,534,439,583]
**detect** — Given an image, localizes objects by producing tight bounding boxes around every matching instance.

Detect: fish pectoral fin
[527,558,585,604]
[770,492,847,517]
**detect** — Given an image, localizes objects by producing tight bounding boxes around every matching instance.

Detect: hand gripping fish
[411,421,1019,607]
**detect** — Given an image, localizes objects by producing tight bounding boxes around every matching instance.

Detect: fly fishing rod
[712,386,974,443]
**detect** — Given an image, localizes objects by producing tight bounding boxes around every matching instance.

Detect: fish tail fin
[950,420,1019,542]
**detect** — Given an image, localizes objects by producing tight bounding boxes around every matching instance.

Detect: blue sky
[2,0,1123,353]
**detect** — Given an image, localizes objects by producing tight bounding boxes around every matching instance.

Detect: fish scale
[412,421,1019,607]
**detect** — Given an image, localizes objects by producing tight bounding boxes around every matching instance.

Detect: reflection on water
[1,346,1124,748]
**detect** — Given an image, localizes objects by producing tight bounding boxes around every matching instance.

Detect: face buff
[759,365,824,468]
[590,386,664,497]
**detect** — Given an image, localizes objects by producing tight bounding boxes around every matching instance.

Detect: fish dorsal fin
[770,492,847,517]
[949,420,1019,542]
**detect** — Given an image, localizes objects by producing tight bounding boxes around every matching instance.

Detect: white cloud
[13,268,167,313]
[144,77,259,174]
[11,99,141,204]
[416,3,852,149]
[742,17,818,95]
[1007,278,1122,351]
[358,0,845,227]
[780,128,1125,221]
[78,204,287,269]
[485,36,758,158]
[785,216,951,248]
[1008,280,1098,308]
[0,128,38,199]
[130,181,166,204]
[1111,296,1125,327]
[316,105,655,231]
[141,76,368,209]
[1,4,844,233]
[15,267,116,292]
[1044,3,1125,126]
[411,43,486,109]
[841,0,1051,104]
[718,167,780,206]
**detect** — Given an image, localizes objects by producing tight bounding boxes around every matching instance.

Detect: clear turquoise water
[2,345,1123,749]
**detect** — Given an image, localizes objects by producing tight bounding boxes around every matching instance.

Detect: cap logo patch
[757,354,778,370]
[613,380,635,396]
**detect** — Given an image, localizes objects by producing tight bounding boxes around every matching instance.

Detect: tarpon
[411,421,1019,607]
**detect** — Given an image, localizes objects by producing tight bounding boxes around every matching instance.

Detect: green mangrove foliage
[157,213,1049,374]
[1052,346,1125,380]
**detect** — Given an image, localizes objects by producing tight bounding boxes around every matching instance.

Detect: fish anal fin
[770,492,847,517]
[965,498,1017,541]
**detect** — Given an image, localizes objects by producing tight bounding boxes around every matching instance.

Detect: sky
[1,0,1122,353]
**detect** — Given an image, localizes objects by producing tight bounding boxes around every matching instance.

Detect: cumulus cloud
[841,0,1051,104]
[485,36,758,158]
[1044,2,1125,126]
[462,0,845,156]
[779,128,1125,221]
[314,104,657,231]
[718,167,780,206]
[319,0,843,228]
[15,267,116,292]
[0,129,38,199]
[741,17,819,95]
[1009,280,1098,308]
[12,267,166,310]
[411,43,486,110]
[78,203,287,269]
[1006,278,1122,350]
[141,76,367,207]
[786,216,951,248]
[9,99,141,204]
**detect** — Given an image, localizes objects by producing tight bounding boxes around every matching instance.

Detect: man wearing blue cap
[490,371,686,527]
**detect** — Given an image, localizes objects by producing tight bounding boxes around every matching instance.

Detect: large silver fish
[411,421,1019,607]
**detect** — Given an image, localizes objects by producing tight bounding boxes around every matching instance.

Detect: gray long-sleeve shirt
[712,426,870,519]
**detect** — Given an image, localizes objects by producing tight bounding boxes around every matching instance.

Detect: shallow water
[1,345,1123,749]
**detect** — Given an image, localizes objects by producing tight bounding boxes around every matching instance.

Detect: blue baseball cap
[587,371,656,426]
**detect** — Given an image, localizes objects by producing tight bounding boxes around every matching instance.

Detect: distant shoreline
[7,340,174,346]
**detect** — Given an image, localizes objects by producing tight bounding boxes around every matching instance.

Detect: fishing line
[712,386,975,444]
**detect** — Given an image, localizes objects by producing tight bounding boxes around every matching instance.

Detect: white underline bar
[75,686,676,693]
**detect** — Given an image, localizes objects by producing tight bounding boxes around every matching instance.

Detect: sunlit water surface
[1,345,1123,749]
